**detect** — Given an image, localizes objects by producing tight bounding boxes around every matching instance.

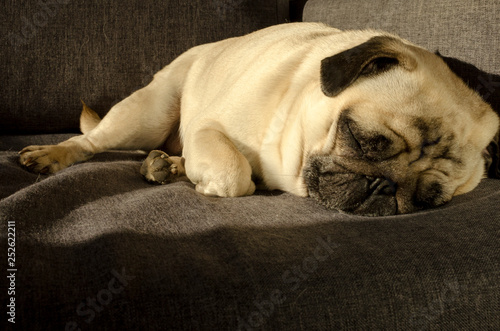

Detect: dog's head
[304,35,499,216]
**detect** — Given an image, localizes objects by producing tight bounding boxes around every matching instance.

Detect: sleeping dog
[19,23,499,216]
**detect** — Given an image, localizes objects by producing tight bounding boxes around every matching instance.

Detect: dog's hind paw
[140,150,186,184]
[19,145,71,174]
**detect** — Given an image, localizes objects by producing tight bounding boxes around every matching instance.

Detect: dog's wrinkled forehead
[411,117,462,164]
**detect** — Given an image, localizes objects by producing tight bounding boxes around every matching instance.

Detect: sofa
[1,0,499,330]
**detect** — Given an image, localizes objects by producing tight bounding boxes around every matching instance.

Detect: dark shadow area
[3,215,500,330]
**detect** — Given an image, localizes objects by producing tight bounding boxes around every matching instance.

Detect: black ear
[320,36,417,97]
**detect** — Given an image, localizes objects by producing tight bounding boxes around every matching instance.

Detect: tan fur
[80,100,101,134]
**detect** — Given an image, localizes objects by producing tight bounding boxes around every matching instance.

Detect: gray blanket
[1,137,500,330]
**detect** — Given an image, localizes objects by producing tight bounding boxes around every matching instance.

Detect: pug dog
[19,22,499,216]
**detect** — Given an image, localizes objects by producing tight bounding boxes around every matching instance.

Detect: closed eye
[348,121,404,161]
[339,112,405,162]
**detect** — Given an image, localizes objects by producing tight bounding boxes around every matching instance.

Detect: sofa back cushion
[303,0,499,76]
[0,0,288,134]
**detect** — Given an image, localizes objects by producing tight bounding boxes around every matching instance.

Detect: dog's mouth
[303,155,399,216]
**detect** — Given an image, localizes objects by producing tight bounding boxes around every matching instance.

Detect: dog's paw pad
[140,150,185,184]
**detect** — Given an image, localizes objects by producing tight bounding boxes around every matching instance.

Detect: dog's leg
[19,86,178,174]
[19,54,195,174]
[182,126,256,197]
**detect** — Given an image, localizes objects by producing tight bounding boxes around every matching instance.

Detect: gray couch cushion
[1,147,500,330]
[0,0,286,134]
[303,0,500,75]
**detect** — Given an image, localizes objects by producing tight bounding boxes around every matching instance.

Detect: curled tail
[80,100,102,134]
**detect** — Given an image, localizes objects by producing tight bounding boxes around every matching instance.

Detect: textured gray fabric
[0,0,286,134]
[0,134,78,151]
[303,0,500,75]
[1,146,500,330]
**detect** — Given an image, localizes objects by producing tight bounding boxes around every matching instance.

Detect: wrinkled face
[303,36,499,216]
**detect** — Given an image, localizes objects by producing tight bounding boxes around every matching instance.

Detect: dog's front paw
[19,145,69,174]
[140,150,186,184]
